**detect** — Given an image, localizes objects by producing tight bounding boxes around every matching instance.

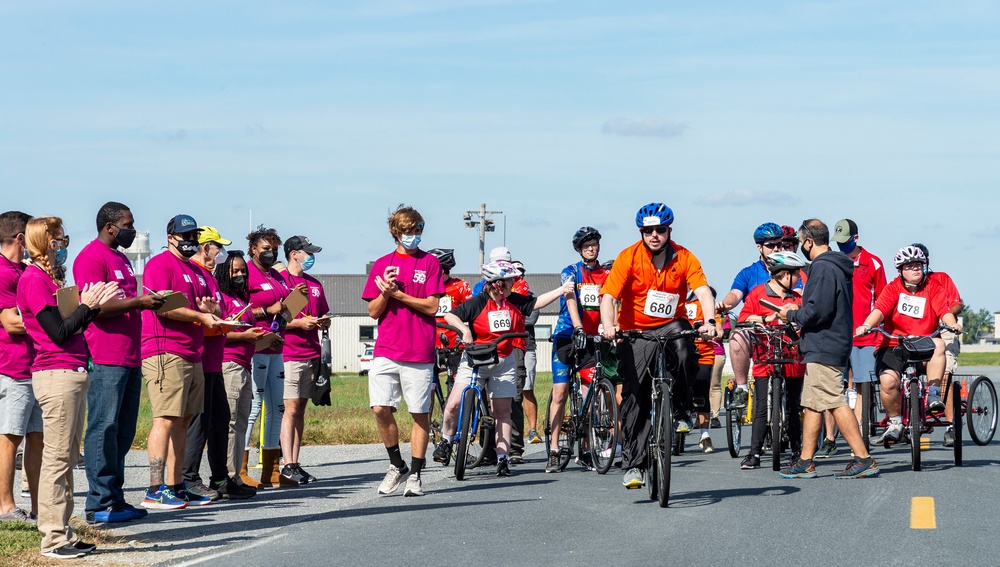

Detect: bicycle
[543,333,620,474]
[724,376,754,458]
[453,332,529,481]
[618,326,700,508]
[430,323,463,461]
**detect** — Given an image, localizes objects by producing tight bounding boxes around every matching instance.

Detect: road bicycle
[430,323,463,461]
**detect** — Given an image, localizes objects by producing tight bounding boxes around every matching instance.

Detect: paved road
[16,367,1000,566]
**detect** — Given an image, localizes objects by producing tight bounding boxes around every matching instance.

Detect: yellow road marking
[911,497,937,529]
[919,437,930,450]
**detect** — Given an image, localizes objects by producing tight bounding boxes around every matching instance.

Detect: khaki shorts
[284,359,319,400]
[800,362,847,412]
[454,352,518,399]
[941,329,961,375]
[368,357,433,413]
[142,354,204,418]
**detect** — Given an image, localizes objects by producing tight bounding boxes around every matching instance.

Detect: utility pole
[463,203,503,266]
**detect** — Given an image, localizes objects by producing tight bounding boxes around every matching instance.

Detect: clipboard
[281,288,309,322]
[758,298,783,312]
[56,286,80,319]
[255,332,277,352]
[155,291,188,315]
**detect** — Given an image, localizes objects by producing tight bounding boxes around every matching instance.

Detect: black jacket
[787,250,854,367]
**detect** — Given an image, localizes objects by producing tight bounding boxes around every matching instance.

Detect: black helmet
[572,226,602,251]
[428,248,456,271]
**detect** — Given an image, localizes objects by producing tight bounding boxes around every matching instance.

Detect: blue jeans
[245,353,284,450]
[84,364,142,512]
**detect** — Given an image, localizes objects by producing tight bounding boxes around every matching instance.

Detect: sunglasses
[640,226,669,235]
[761,241,782,249]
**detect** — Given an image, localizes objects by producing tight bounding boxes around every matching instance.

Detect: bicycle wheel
[454,388,478,481]
[588,379,619,474]
[909,384,921,472]
[952,381,962,466]
[967,376,997,445]
[469,394,492,469]
[656,382,672,508]
[726,405,745,458]
[859,382,871,453]
[770,375,783,472]
[428,381,445,448]
[544,393,574,470]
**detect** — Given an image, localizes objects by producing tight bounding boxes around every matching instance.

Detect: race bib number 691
[644,291,679,319]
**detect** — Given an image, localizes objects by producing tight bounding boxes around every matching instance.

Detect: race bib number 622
[644,291,679,319]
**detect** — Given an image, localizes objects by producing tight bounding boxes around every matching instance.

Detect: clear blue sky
[2,1,998,313]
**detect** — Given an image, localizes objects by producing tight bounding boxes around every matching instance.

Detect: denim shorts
[0,374,43,436]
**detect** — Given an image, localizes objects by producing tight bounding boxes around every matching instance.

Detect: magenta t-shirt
[193,262,226,373]
[16,265,89,372]
[222,292,256,372]
[73,238,141,368]
[0,259,34,380]
[282,272,330,362]
[248,261,289,355]
[361,249,444,364]
[140,251,210,363]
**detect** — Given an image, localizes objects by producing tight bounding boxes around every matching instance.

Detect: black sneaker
[296,465,318,484]
[496,457,511,477]
[577,452,594,471]
[508,452,523,465]
[432,442,452,464]
[710,417,722,429]
[280,464,309,484]
[943,427,955,447]
[212,478,257,500]
[740,454,761,470]
[42,544,85,559]
[73,541,97,554]
[545,451,560,473]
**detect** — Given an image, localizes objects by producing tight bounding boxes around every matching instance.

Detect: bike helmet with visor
[572,226,602,251]
[754,222,784,245]
[635,203,674,228]
[765,251,807,274]
[428,248,456,271]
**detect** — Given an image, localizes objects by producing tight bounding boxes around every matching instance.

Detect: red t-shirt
[928,271,961,314]
[850,247,887,348]
[436,277,473,348]
[449,292,535,358]
[873,277,952,348]
[739,283,805,378]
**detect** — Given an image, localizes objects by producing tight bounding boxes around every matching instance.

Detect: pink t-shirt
[361,249,444,364]
[193,262,226,373]
[222,292,257,372]
[248,261,289,355]
[282,272,330,362]
[73,238,142,367]
[140,251,210,363]
[17,265,89,372]
[0,259,34,380]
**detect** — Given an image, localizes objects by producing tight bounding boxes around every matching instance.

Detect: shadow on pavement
[657,485,802,508]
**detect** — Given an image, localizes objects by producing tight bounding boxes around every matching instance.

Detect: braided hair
[215,249,249,302]
[25,216,66,286]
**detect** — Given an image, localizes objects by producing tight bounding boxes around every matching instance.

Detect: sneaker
[879,421,904,445]
[710,417,722,429]
[403,475,424,497]
[212,478,256,500]
[845,388,858,409]
[122,503,148,520]
[927,392,945,414]
[377,464,409,495]
[75,454,85,470]
[577,452,594,470]
[481,450,498,466]
[296,465,318,484]
[730,386,749,409]
[527,429,542,444]
[816,438,836,459]
[86,503,133,524]
[785,452,801,469]
[141,486,187,510]
[180,484,214,506]
[14,450,22,471]
[779,458,817,479]
[184,482,220,502]
[834,456,879,479]
[280,464,309,484]
[740,454,760,470]
[622,467,644,489]
[674,419,691,434]
[20,488,29,498]
[943,427,955,448]
[42,544,85,559]
[432,442,452,465]
[508,452,523,465]
[496,457,511,477]
[545,451,560,473]
[0,507,30,522]
[27,512,37,525]
[72,541,97,554]
[699,437,715,453]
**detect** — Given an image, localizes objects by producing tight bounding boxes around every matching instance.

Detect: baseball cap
[831,219,858,244]
[166,214,200,235]
[489,246,511,262]
[197,226,232,246]
[284,235,322,257]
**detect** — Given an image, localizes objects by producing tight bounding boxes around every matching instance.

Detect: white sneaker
[699,437,715,453]
[845,388,857,409]
[403,475,424,497]
[879,421,904,444]
[377,464,409,495]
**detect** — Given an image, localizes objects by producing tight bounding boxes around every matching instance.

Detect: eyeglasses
[580,242,599,250]
[640,226,668,235]
[761,241,782,250]
[780,242,798,251]
[51,235,70,246]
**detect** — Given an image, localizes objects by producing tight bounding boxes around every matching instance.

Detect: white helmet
[893,245,928,269]
[765,251,807,274]
[481,260,521,283]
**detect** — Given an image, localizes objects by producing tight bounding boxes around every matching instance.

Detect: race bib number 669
[644,291,679,319]
[488,309,512,332]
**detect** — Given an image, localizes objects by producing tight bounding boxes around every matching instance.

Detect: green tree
[960,305,995,344]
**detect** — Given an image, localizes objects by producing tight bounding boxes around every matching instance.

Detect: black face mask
[114,227,137,249]
[177,239,199,258]
[258,250,277,268]
[231,276,247,290]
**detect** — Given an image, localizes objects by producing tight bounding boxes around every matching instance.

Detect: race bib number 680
[644,291,679,319]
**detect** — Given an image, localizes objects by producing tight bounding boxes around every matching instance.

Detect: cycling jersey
[554,261,610,338]
[602,241,708,330]
[739,283,805,378]
[729,260,770,301]
[435,276,473,348]
[873,277,952,348]
[449,291,536,358]
[927,271,961,313]
[850,247,887,348]
[683,297,716,366]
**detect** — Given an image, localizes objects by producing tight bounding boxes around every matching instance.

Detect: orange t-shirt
[684,298,715,366]
[602,241,709,331]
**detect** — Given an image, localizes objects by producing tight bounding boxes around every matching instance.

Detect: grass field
[958,352,1000,367]
[0,520,121,566]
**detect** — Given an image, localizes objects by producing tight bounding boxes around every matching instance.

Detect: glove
[573,327,588,351]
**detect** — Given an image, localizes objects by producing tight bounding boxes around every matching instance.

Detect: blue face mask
[837,238,858,255]
[400,234,421,250]
[301,254,315,271]
[53,247,68,267]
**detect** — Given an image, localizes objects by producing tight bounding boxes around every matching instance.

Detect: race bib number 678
[644,291,679,319]
[896,294,926,319]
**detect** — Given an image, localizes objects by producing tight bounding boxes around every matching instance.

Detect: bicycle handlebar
[858,323,960,341]
[616,328,700,343]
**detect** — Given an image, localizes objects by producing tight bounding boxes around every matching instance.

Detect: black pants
[749,375,804,456]
[183,372,232,485]
[618,319,698,470]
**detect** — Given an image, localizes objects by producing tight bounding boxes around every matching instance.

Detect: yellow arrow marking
[911,497,936,529]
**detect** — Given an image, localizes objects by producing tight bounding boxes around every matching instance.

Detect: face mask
[801,241,814,262]
[53,247,68,267]
[231,276,247,289]
[258,250,277,268]
[214,246,229,265]
[21,248,29,263]
[114,227,137,249]
[301,254,315,271]
[837,238,857,255]
[177,238,199,258]
[400,234,421,250]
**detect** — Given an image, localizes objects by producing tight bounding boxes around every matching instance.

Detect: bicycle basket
[465,343,499,367]
[895,336,936,364]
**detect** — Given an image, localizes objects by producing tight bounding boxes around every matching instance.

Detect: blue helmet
[753,222,784,244]
[635,203,674,228]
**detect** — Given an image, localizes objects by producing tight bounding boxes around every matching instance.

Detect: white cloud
[698,190,801,207]
[601,117,687,138]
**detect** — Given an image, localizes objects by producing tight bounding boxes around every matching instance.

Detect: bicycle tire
[544,393,574,470]
[588,379,619,474]
[952,381,962,466]
[726,405,745,458]
[454,388,478,481]
[469,394,492,469]
[429,382,445,448]
[859,381,871,453]
[770,375,783,472]
[656,382,672,508]
[909,383,921,472]
[561,390,582,471]
[967,376,997,445]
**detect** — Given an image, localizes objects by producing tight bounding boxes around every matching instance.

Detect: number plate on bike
[644,291,679,319]
[488,309,512,332]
